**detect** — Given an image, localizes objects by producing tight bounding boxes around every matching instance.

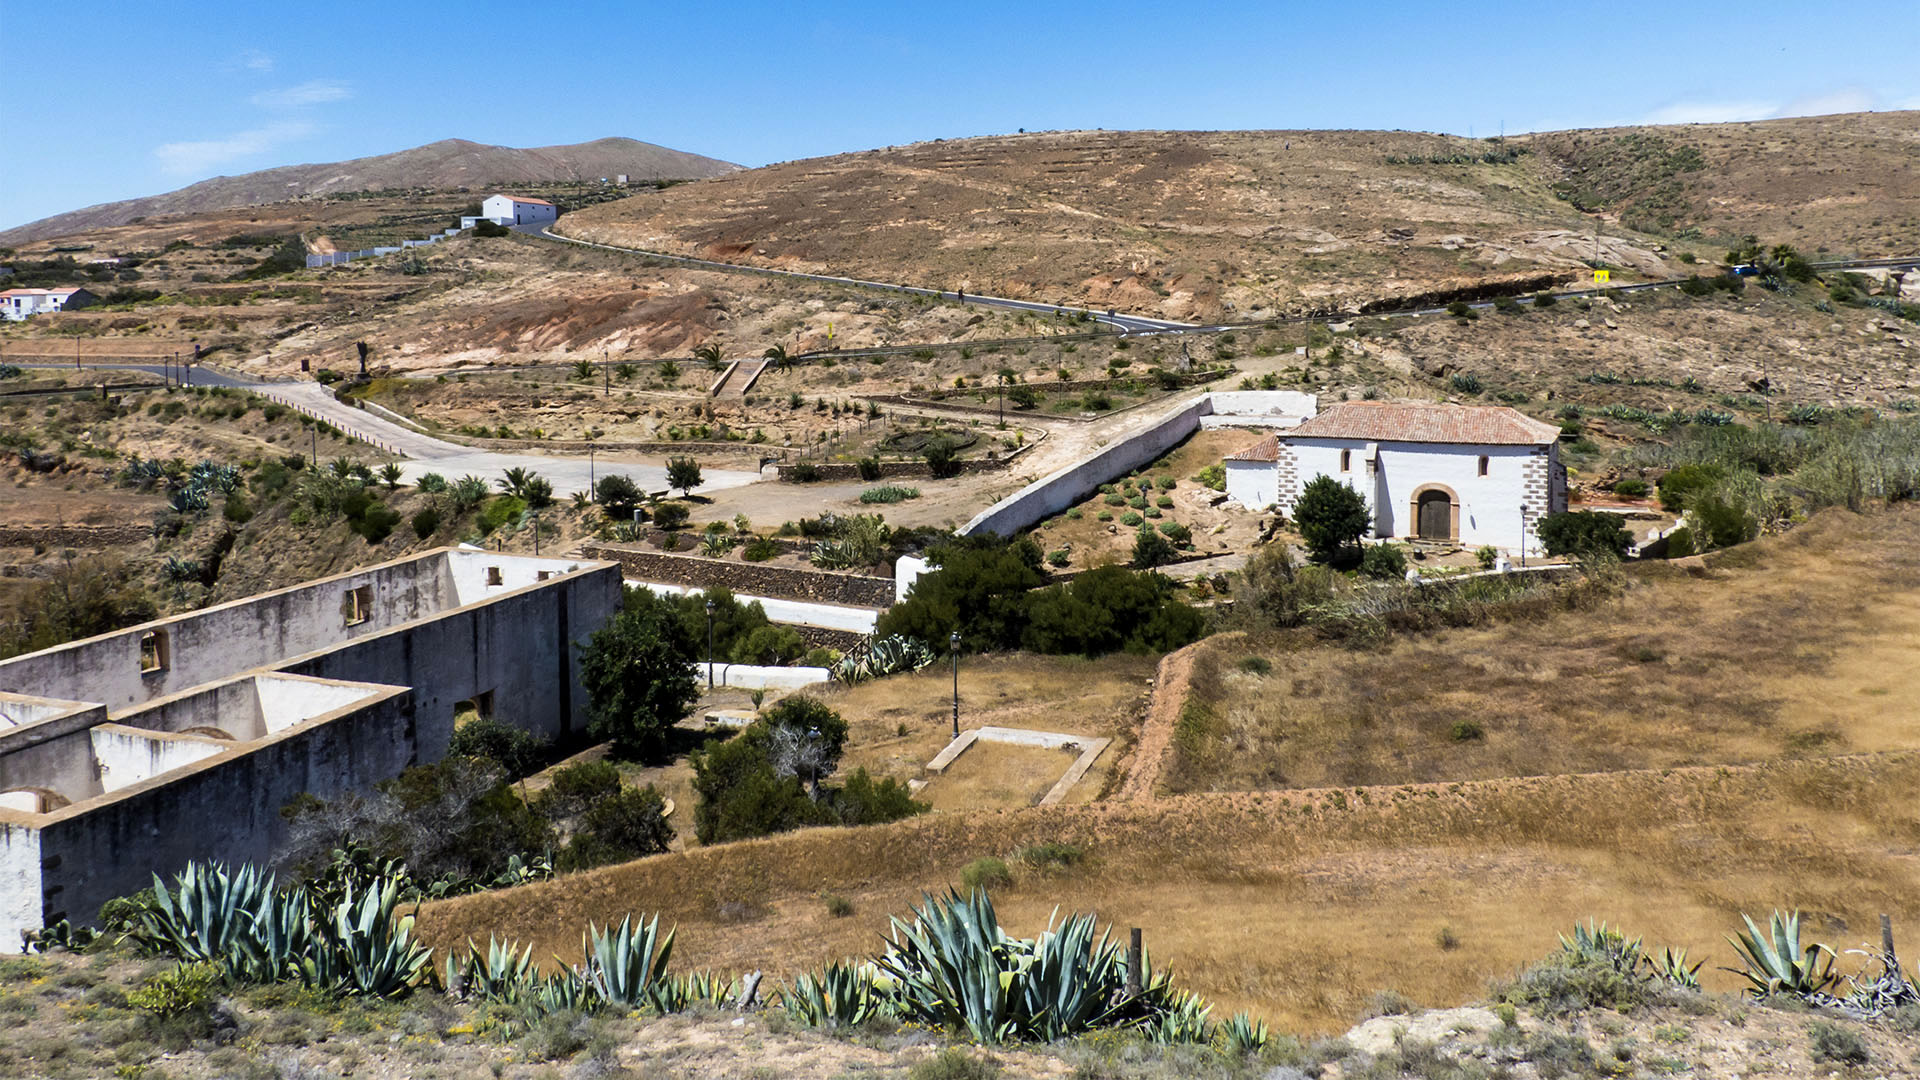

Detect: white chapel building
[463,194,559,229]
[1224,401,1567,554]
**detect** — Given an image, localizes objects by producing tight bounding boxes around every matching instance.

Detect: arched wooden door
[1417,490,1453,540]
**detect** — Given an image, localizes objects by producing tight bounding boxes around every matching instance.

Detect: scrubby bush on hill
[1023,565,1205,656]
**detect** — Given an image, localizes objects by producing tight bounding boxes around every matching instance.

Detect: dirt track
[1115,635,1211,801]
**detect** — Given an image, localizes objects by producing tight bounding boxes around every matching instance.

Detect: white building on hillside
[0,286,95,321]
[1224,402,1566,554]
[463,194,558,229]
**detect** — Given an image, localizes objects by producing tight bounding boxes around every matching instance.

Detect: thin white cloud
[154,121,315,176]
[240,49,274,72]
[1644,100,1778,125]
[251,80,351,109]
[1645,86,1900,125]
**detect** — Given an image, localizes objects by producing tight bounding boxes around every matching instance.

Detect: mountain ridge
[0,136,739,245]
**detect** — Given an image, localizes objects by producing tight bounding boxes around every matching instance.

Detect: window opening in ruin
[536,570,551,581]
[139,630,170,674]
[486,566,504,586]
[1339,449,1351,472]
[345,584,373,626]
[1479,455,1490,476]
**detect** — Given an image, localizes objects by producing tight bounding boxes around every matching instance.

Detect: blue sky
[4,0,1916,230]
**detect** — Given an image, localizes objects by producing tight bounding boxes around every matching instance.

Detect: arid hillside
[0,136,738,246]
[561,112,1920,321]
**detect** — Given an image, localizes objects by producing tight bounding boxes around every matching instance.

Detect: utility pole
[949,630,961,738]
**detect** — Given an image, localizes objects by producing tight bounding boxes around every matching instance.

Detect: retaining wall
[959,398,1211,539]
[0,524,151,549]
[583,544,894,607]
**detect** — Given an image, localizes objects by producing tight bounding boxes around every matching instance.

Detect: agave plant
[871,889,1201,1045]
[313,878,433,998]
[1724,911,1838,998]
[832,634,936,684]
[232,889,317,984]
[445,936,536,1004]
[653,970,739,1013]
[783,963,882,1029]
[168,485,211,513]
[1219,1010,1270,1055]
[580,915,676,1009]
[1647,946,1704,990]
[537,967,593,1013]
[1559,919,1646,975]
[138,862,278,964]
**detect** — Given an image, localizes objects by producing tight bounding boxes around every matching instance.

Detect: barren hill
[561,112,1920,321]
[0,136,739,246]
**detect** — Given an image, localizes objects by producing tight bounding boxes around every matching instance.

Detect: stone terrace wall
[0,524,151,549]
[582,544,895,607]
[774,437,1040,483]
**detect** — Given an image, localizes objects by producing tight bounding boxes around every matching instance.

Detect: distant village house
[0,286,95,321]
[461,194,559,229]
[1224,402,1567,554]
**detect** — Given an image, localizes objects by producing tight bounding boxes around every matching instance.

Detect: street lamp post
[1518,504,1529,568]
[949,630,961,738]
[705,598,716,689]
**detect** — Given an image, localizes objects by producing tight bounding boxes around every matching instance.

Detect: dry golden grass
[1170,504,1920,793]
[815,652,1153,794]
[417,750,1920,1035]
[920,742,1080,811]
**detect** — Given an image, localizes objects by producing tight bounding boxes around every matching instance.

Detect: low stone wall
[0,524,151,549]
[774,436,1040,483]
[582,544,895,607]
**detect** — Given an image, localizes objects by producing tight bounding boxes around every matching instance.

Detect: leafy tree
[1537,510,1633,558]
[561,785,674,870]
[731,623,805,665]
[1294,475,1371,564]
[666,456,703,497]
[874,538,1046,651]
[1656,464,1723,512]
[595,474,643,517]
[579,587,701,760]
[691,697,916,844]
[1020,565,1205,656]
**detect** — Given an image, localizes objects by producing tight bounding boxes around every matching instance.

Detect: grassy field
[920,741,1081,811]
[415,750,1920,1035]
[1166,504,1920,794]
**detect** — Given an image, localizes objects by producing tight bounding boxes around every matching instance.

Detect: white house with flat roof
[1,287,94,321]
[1225,402,1566,554]
[462,194,558,229]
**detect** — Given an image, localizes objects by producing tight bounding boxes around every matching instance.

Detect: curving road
[9,363,761,499]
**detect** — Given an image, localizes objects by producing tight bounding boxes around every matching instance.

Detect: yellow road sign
[1593,269,1611,284]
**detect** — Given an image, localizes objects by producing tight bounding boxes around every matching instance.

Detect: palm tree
[762,344,791,371]
[377,462,404,491]
[499,466,533,497]
[693,343,724,370]
[996,367,1018,427]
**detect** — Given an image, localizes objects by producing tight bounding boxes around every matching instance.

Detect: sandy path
[1114,636,1209,802]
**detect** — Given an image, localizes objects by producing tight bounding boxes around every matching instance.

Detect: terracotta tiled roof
[493,195,554,206]
[1283,402,1559,446]
[1225,435,1280,462]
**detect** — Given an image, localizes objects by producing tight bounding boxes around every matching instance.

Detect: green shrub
[1612,478,1649,497]
[742,537,781,562]
[223,491,254,524]
[924,439,962,479]
[1295,475,1370,564]
[960,857,1012,891]
[448,715,548,777]
[860,485,922,504]
[652,502,690,530]
[1015,842,1086,870]
[1678,275,1713,297]
[1046,548,1070,567]
[787,463,821,483]
[1360,543,1408,579]
[1656,464,1723,511]
[1537,511,1632,558]
[1120,511,1143,527]
[1808,1021,1869,1065]
[128,962,220,1018]
[476,495,525,536]
[351,502,402,544]
[1450,719,1485,742]
[1155,495,1174,509]
[1156,521,1191,544]
[1663,526,1696,558]
[824,894,855,918]
[1450,372,1483,395]
[1128,495,1147,510]
[410,506,440,539]
[1194,464,1225,491]
[1238,656,1272,675]
[1495,953,1651,1016]
[1476,545,1498,570]
[1532,291,1558,307]
[1132,524,1176,568]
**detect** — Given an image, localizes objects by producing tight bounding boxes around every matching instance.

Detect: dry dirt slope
[563,112,1920,321]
